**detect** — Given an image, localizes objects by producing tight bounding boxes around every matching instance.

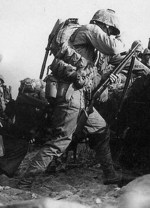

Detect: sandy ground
[0,144,122,208]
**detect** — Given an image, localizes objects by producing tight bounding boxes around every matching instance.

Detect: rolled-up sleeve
[86,24,126,55]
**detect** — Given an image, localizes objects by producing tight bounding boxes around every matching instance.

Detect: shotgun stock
[39,40,50,80]
[74,43,140,136]
[39,19,62,79]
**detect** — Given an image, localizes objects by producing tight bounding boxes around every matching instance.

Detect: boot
[17,176,33,190]
[95,144,135,186]
[103,166,121,185]
[45,157,57,174]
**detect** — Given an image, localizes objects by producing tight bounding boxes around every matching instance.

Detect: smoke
[118,174,150,208]
[119,191,150,208]
[0,0,149,99]
[0,54,3,62]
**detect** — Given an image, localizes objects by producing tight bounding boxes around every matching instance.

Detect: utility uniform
[21,18,125,181]
[19,9,150,187]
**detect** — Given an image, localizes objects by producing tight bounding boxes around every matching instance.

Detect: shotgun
[74,43,140,137]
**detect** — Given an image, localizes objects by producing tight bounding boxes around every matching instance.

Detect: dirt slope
[0,144,122,208]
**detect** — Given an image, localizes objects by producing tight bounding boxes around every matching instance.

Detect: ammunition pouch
[50,58,77,81]
[44,75,58,99]
[55,43,88,68]
[57,81,71,100]
[45,43,96,102]
[44,74,74,102]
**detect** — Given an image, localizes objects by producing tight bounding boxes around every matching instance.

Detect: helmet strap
[106,25,110,36]
[93,21,111,36]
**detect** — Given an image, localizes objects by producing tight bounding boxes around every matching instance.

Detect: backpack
[44,18,92,100]
[49,18,80,58]
[47,18,89,76]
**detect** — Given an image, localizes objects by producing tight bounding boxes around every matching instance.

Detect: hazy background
[0,0,150,98]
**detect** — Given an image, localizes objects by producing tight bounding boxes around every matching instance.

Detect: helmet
[90,9,120,35]
[143,48,150,55]
[131,40,143,52]
[0,75,4,83]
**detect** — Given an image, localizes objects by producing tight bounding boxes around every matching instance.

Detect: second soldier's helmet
[90,9,120,35]
[131,40,143,52]
[143,48,150,55]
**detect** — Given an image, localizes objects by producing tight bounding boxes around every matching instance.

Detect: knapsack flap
[49,18,80,56]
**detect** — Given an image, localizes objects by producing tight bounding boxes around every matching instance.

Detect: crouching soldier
[0,77,50,178]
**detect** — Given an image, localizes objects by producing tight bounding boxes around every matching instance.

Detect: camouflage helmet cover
[143,48,150,55]
[131,40,143,52]
[90,9,120,35]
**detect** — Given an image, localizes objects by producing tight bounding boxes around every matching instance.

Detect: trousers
[24,96,113,176]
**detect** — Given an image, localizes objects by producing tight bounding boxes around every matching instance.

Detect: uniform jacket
[54,23,126,109]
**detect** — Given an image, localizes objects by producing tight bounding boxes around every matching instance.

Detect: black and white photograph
[0,0,150,207]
